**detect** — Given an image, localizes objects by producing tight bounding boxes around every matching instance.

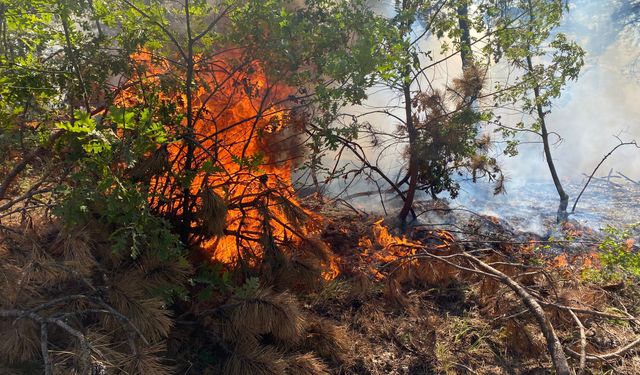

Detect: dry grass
[286,352,330,375]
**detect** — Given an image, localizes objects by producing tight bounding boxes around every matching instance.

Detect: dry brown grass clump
[286,352,331,375]
[198,187,228,237]
[262,235,336,292]
[222,343,288,375]
[301,317,350,364]
[225,288,305,344]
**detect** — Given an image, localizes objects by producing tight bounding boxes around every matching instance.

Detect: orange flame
[352,219,453,279]
[118,51,312,263]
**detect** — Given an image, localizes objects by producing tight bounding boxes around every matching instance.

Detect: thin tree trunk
[398,80,418,228]
[59,1,90,111]
[526,55,569,222]
[181,0,196,244]
[457,1,472,68]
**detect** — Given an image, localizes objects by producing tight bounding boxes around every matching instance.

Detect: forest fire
[117,52,312,264]
[324,218,456,280]
[114,52,455,283]
[4,1,640,374]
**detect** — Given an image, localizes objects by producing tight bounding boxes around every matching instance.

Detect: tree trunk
[457,1,472,69]
[526,54,569,222]
[397,0,418,229]
[398,80,418,228]
[181,0,196,244]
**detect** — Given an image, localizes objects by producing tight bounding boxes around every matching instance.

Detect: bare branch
[571,138,639,214]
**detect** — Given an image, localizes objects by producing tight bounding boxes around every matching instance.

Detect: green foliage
[412,91,489,198]
[492,0,585,142]
[583,224,640,283]
[193,263,234,300]
[354,1,517,199]
[232,277,261,298]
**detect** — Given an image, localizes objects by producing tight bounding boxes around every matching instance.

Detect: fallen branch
[375,222,640,372]
[0,308,91,373]
[616,171,639,185]
[459,252,571,375]
[566,335,640,362]
[0,290,149,371]
[383,246,571,375]
[419,253,640,368]
[581,173,622,187]
[541,302,637,322]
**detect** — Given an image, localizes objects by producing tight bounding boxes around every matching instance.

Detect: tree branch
[571,138,639,214]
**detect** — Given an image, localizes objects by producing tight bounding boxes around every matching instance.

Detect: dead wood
[382,245,570,374]
[566,336,640,362]
[458,251,572,375]
[568,309,586,375]
[572,137,639,214]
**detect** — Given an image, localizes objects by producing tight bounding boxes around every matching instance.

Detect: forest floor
[297,197,640,374]
[2,192,640,374]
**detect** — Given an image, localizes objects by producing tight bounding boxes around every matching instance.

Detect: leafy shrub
[583,224,640,283]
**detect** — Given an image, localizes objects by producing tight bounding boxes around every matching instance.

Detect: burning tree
[100,0,389,267]
[0,0,386,265]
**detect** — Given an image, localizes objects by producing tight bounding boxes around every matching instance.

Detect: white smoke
[298,0,640,230]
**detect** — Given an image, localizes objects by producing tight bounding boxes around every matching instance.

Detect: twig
[616,171,639,185]
[0,130,62,200]
[40,323,52,375]
[541,302,637,322]
[454,362,478,374]
[566,335,640,362]
[385,246,570,374]
[572,138,639,214]
[0,309,92,372]
[0,290,150,370]
[91,298,150,345]
[568,309,586,375]
[581,173,622,187]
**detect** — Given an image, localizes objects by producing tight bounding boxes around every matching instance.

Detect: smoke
[295,0,640,230]
[504,0,640,181]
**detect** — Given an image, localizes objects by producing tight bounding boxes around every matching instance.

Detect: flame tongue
[372,219,414,248]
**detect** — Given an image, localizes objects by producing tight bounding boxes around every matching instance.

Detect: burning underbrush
[117,51,316,268]
[295,199,640,374]
[2,194,640,374]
